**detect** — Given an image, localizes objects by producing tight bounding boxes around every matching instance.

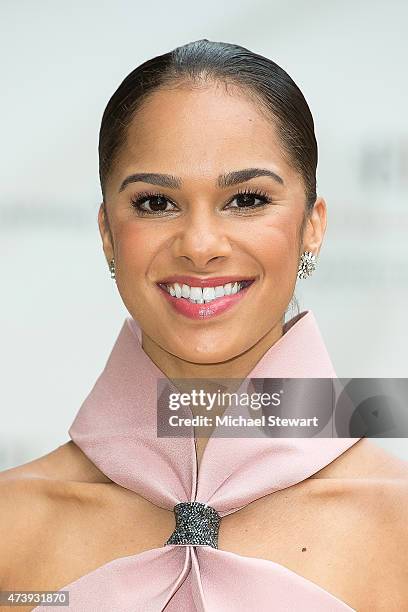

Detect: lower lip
[156,281,255,320]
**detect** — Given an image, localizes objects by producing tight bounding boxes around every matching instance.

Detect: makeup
[156,278,255,320]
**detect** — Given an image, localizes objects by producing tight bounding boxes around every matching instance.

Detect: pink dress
[34,310,361,611]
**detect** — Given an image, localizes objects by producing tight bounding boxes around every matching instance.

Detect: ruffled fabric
[34,310,360,611]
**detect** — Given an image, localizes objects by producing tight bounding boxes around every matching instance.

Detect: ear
[97,202,114,263]
[301,196,327,256]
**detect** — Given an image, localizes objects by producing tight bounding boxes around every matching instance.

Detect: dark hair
[98,38,318,218]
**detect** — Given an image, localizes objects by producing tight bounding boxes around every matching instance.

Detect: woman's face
[99,82,325,365]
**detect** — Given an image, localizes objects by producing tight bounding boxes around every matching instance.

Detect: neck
[140,317,284,382]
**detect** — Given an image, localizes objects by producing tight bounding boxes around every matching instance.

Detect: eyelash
[129,187,274,217]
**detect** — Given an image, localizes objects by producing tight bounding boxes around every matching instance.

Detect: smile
[155,277,256,320]
[159,279,253,303]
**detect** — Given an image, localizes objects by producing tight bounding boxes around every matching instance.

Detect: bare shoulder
[0,441,115,588]
[313,437,408,543]
[0,478,59,585]
[0,440,112,484]
[310,438,408,607]
[365,475,408,608]
[311,437,408,481]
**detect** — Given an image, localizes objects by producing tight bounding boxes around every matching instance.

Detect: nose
[172,209,232,269]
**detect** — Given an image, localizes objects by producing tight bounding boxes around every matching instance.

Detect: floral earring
[109,258,116,280]
[297,251,317,279]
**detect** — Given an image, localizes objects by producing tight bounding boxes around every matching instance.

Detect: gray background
[1,0,407,469]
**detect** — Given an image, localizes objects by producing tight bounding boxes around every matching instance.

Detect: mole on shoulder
[301,547,307,552]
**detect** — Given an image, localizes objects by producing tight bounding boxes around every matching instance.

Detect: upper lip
[156,275,256,288]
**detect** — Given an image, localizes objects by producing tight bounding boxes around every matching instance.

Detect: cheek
[252,217,299,276]
[113,223,158,318]
[114,223,155,278]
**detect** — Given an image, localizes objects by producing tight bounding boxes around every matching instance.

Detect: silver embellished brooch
[165,501,221,549]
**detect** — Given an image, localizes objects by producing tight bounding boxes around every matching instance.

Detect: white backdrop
[1,0,407,469]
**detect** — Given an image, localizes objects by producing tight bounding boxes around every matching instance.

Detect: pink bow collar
[35,310,360,611]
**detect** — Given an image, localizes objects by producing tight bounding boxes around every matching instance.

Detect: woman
[1,39,407,611]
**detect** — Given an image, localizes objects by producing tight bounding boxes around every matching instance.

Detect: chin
[169,336,248,366]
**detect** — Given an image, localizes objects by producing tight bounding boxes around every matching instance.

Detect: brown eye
[226,188,273,212]
[129,187,273,217]
[130,192,177,216]
[230,193,267,208]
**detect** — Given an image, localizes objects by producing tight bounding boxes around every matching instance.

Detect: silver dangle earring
[109,258,116,280]
[297,251,317,279]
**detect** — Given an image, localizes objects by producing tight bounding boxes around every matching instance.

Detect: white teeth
[181,284,190,298]
[164,280,250,303]
[190,287,203,301]
[202,287,215,301]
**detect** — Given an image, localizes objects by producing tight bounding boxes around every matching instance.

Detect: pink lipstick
[156,277,256,320]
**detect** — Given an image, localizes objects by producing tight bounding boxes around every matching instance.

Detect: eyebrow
[118,167,284,192]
